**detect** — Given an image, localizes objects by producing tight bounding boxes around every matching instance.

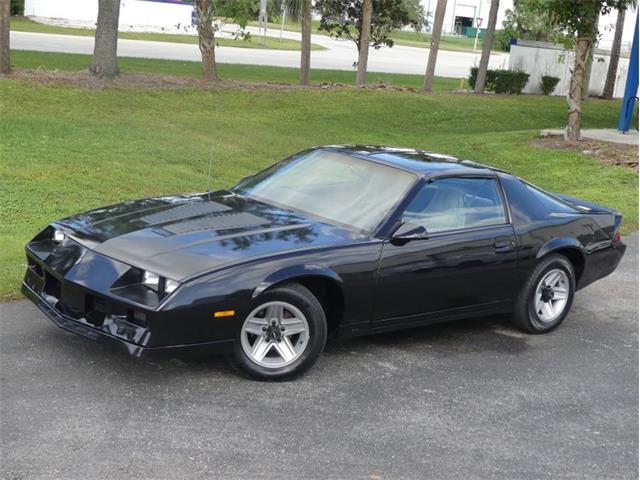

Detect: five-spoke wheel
[241,302,310,368]
[232,283,327,380]
[511,254,576,333]
[533,269,570,324]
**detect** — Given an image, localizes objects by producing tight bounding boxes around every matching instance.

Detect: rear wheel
[511,254,576,333]
[232,283,327,380]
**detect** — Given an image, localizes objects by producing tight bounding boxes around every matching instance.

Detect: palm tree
[89,0,121,78]
[195,0,219,80]
[603,5,629,99]
[423,0,447,93]
[356,0,373,86]
[284,0,312,85]
[0,0,10,74]
[474,0,500,94]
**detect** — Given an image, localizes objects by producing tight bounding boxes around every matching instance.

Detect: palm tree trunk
[196,0,218,81]
[423,0,447,93]
[356,0,373,86]
[474,0,499,94]
[566,35,592,141]
[0,0,10,74]
[603,7,626,99]
[89,0,121,78]
[299,0,312,85]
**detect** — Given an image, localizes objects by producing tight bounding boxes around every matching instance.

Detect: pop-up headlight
[141,271,179,295]
[142,271,160,291]
[164,279,180,294]
[52,229,66,243]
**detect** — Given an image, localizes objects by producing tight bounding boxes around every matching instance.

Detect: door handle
[494,240,514,253]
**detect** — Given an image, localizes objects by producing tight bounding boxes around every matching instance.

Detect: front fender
[252,264,343,298]
[536,236,585,259]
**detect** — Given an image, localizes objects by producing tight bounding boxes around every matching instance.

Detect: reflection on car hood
[55,191,365,281]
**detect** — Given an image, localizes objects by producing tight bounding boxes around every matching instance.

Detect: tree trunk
[356,0,372,86]
[603,7,626,99]
[196,0,218,80]
[474,0,499,94]
[566,36,592,141]
[423,0,447,93]
[299,0,311,85]
[89,0,121,78]
[0,0,10,74]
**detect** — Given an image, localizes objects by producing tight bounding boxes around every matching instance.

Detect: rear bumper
[578,241,627,290]
[22,282,234,359]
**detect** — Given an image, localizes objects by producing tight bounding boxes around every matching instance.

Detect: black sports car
[23,146,626,379]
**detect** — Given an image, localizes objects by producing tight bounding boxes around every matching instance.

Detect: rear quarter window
[500,174,578,224]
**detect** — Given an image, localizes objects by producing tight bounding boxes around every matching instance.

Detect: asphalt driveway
[1,235,637,480]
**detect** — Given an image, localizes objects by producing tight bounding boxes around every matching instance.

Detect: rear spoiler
[552,192,619,215]
[553,192,623,236]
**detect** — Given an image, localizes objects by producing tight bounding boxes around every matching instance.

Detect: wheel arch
[536,237,586,283]
[253,266,345,335]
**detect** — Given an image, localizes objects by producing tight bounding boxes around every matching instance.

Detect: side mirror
[390,222,428,245]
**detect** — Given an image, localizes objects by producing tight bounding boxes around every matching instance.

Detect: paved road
[1,234,637,480]
[10,30,509,78]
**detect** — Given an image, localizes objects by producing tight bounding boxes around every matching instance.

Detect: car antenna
[206,140,214,201]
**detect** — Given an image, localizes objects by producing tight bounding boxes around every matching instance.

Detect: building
[422,0,638,53]
[422,0,514,36]
[23,0,195,31]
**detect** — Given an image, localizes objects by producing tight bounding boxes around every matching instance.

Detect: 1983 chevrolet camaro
[23,146,626,379]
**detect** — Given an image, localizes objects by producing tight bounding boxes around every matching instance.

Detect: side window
[402,177,508,233]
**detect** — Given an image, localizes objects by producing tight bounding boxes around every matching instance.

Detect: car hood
[55,191,365,281]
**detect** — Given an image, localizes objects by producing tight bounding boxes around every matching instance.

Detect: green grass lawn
[0,56,637,301]
[10,17,325,51]
[11,50,462,90]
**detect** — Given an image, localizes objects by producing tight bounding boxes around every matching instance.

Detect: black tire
[231,283,327,381]
[511,254,576,334]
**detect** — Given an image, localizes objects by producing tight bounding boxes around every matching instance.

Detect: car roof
[318,145,505,178]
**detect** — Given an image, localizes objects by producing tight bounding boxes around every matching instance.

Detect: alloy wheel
[533,268,570,323]
[240,301,310,368]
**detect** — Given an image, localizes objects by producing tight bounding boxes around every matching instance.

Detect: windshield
[233,150,416,232]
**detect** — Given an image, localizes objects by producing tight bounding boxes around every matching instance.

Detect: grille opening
[28,258,44,278]
[43,273,61,300]
[85,295,107,327]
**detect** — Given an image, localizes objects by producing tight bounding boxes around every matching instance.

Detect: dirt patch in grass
[1,68,420,93]
[532,135,639,172]
[2,68,315,90]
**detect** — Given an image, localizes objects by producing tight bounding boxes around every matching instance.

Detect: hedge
[540,75,560,95]
[468,67,530,95]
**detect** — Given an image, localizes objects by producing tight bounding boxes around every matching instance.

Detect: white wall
[24,0,194,30]
[509,42,630,98]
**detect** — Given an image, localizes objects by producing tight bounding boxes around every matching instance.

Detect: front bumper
[21,233,235,358]
[22,282,234,358]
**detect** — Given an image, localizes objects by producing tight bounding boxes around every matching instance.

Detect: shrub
[10,0,24,15]
[540,75,560,95]
[493,29,515,52]
[468,67,529,94]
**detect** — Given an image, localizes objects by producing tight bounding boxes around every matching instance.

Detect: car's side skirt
[338,300,513,338]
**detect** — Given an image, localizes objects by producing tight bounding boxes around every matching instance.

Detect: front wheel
[511,254,576,333]
[231,283,327,380]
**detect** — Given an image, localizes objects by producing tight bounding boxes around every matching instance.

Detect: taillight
[613,230,621,243]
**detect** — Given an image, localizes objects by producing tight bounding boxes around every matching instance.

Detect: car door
[374,175,518,327]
